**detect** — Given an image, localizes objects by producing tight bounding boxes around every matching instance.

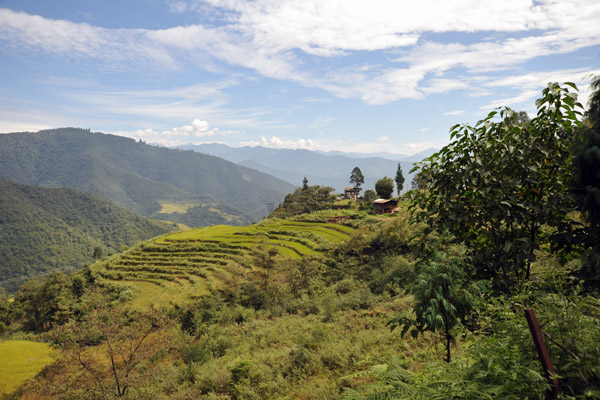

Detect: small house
[344,187,361,200]
[373,198,397,214]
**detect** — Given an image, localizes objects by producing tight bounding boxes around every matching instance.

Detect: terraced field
[93,219,354,308]
[0,340,57,395]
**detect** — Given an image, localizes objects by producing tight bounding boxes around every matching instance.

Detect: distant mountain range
[176,143,438,193]
[0,178,175,292]
[0,128,295,226]
[314,148,437,162]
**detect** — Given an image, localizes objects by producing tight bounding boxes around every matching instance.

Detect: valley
[1,82,599,399]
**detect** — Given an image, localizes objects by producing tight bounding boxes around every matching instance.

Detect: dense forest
[0,178,175,292]
[0,81,599,399]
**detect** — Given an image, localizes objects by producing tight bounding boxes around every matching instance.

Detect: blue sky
[1,0,599,155]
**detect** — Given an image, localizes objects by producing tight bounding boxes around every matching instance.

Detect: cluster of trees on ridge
[349,164,406,200]
[0,80,599,399]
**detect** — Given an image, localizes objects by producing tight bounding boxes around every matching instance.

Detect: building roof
[373,198,396,204]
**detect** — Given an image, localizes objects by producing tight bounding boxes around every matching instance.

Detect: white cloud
[421,79,470,95]
[192,0,573,55]
[0,8,174,68]
[0,120,53,133]
[420,128,429,132]
[480,90,541,111]
[400,141,447,154]
[240,135,318,150]
[480,69,600,111]
[1,0,599,107]
[111,119,240,146]
[377,136,389,141]
[443,110,465,116]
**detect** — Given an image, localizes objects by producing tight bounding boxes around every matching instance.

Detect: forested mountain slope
[0,178,175,292]
[0,128,295,225]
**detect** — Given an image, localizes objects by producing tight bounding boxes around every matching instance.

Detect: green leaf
[563,81,578,90]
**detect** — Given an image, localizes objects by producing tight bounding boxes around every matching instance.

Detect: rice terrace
[92,218,355,308]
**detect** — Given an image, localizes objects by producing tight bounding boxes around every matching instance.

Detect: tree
[271,185,335,218]
[514,110,531,125]
[388,248,483,363]
[411,82,583,289]
[557,75,600,286]
[251,236,280,290]
[93,246,103,260]
[350,167,365,189]
[375,177,394,199]
[362,189,377,203]
[48,302,169,398]
[302,177,309,190]
[410,170,429,190]
[15,273,75,331]
[395,163,405,196]
[359,189,378,211]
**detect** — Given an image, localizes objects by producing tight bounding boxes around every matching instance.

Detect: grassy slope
[5,208,442,399]
[0,340,57,395]
[92,218,355,309]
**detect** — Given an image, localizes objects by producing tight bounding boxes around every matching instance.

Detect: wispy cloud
[0,8,175,69]
[443,110,464,116]
[480,68,600,111]
[1,0,599,110]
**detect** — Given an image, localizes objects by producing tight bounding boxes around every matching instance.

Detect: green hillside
[0,178,176,292]
[0,128,295,225]
[1,83,599,400]
[92,218,355,309]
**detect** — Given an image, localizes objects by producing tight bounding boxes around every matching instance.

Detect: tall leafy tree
[302,176,309,190]
[375,177,394,199]
[350,167,365,189]
[395,163,405,196]
[561,75,600,285]
[411,82,583,289]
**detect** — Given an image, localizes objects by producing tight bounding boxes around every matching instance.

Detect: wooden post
[524,308,560,400]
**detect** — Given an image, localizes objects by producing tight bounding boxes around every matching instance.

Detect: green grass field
[93,218,354,308]
[0,340,57,395]
[157,201,200,214]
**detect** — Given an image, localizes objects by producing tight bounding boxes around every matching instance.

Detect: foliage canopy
[350,167,365,189]
[375,177,394,199]
[411,82,583,289]
[271,185,336,218]
[395,163,405,195]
